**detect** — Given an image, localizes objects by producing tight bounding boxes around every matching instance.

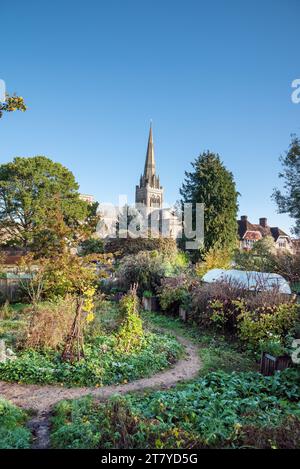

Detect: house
[237,216,293,252]
[80,194,95,204]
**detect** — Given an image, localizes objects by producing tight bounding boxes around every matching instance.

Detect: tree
[272,134,300,236]
[18,251,97,362]
[0,156,92,254]
[180,151,239,254]
[79,238,104,256]
[0,94,26,118]
[234,236,276,272]
[195,245,232,277]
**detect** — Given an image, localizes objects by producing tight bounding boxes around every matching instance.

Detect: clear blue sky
[0,0,299,234]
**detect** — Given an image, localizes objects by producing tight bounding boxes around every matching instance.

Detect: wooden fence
[0,274,30,302]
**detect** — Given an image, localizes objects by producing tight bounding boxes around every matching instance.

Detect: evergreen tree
[180,151,239,253]
[272,134,300,236]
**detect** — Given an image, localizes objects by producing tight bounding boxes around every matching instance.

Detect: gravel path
[0,332,201,448]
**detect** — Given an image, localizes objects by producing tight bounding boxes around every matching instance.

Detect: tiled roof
[237,219,289,241]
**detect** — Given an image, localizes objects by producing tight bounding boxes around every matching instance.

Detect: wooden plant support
[61,297,85,362]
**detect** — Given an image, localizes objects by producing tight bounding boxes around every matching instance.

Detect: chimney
[259,217,267,228]
[241,215,248,222]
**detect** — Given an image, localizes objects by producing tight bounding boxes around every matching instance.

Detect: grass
[0,398,31,449]
[142,310,258,374]
[291,282,300,294]
[10,303,29,313]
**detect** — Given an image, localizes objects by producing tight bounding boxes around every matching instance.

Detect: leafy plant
[50,369,300,449]
[195,245,233,277]
[258,335,288,357]
[237,302,299,349]
[158,275,192,311]
[79,238,104,256]
[0,331,182,387]
[105,236,178,259]
[143,290,153,298]
[118,250,168,295]
[0,398,31,449]
[18,252,97,301]
[117,287,144,353]
[234,236,277,273]
[0,94,26,119]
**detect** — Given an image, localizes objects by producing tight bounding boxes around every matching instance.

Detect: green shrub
[143,290,153,298]
[79,238,104,256]
[189,280,297,350]
[237,302,299,349]
[190,280,243,330]
[158,275,192,312]
[195,245,233,277]
[0,398,31,449]
[234,236,277,273]
[118,251,168,295]
[258,336,288,357]
[117,288,144,353]
[0,301,14,320]
[105,237,178,259]
[19,252,97,301]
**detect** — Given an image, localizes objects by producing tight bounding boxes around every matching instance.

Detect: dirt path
[0,332,201,448]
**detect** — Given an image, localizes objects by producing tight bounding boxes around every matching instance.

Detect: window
[150,195,160,208]
[278,239,286,248]
[244,239,254,248]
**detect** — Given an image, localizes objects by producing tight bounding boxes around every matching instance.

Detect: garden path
[0,331,201,448]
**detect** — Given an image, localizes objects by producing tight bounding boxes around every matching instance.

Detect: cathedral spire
[136,122,163,209]
[143,122,155,181]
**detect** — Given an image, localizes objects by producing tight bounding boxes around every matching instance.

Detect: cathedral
[135,124,163,210]
[97,124,182,239]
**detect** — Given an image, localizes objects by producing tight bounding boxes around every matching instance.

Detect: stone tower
[135,124,163,210]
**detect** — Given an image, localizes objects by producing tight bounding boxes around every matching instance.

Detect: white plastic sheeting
[202,269,292,294]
